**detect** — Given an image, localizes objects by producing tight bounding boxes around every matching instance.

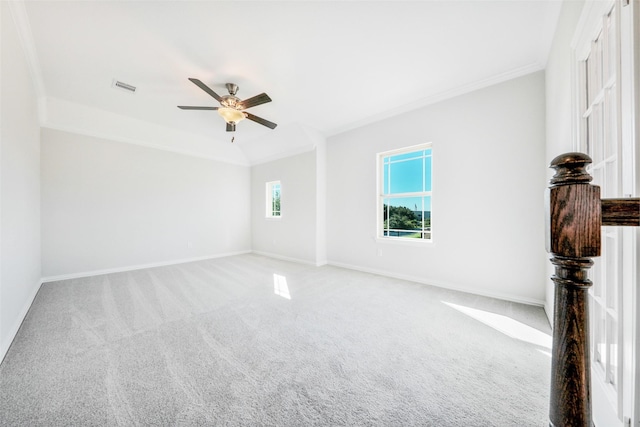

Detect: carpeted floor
[0,254,551,426]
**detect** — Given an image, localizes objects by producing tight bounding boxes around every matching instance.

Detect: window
[266,181,281,218]
[378,143,432,240]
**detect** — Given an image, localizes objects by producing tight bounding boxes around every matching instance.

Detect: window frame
[265,180,281,218]
[376,142,433,243]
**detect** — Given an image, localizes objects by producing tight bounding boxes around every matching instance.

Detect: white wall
[326,71,547,305]
[41,128,251,278]
[1,2,42,360]
[315,139,327,266]
[544,0,585,321]
[251,150,320,265]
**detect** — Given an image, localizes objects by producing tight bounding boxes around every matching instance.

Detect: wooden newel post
[547,153,601,427]
[547,152,639,426]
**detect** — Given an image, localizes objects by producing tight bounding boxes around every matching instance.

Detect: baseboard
[40,250,252,283]
[251,250,327,267]
[4,255,542,364]
[327,260,546,307]
[0,280,42,365]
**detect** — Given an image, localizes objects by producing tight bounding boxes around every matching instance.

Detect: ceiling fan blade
[226,122,236,132]
[245,112,277,129]
[177,106,219,110]
[239,93,272,109]
[188,78,222,102]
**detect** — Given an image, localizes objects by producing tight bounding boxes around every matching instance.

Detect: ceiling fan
[178,78,277,133]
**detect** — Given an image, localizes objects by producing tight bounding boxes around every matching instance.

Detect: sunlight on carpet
[273,273,291,300]
[442,301,552,350]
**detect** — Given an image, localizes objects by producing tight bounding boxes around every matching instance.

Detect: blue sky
[383,149,432,211]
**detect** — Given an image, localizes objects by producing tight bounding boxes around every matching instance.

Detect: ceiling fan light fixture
[218,107,246,124]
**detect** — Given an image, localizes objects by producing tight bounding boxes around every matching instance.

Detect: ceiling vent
[111,79,137,94]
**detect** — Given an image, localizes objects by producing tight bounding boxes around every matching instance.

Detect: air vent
[111,79,137,94]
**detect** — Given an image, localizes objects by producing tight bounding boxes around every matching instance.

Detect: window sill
[375,236,434,247]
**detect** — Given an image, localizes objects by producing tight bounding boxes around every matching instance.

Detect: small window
[378,143,432,240]
[266,181,281,218]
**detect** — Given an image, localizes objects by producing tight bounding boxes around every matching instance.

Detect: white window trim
[570,2,639,425]
[376,142,433,243]
[265,180,281,219]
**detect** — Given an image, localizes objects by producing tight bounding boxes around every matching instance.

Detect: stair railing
[547,152,639,427]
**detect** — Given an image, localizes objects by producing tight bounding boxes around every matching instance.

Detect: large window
[378,143,432,240]
[266,181,281,218]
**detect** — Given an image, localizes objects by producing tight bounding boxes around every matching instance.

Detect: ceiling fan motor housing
[225,83,239,96]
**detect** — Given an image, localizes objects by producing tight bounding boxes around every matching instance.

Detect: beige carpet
[0,254,551,426]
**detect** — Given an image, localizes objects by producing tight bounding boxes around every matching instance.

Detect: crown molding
[248,144,316,167]
[7,0,47,123]
[43,122,251,167]
[326,62,545,137]
[42,97,251,166]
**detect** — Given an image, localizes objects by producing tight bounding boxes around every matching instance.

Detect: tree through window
[378,143,432,240]
[266,181,281,218]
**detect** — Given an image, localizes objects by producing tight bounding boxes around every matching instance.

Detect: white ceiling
[19,0,562,164]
